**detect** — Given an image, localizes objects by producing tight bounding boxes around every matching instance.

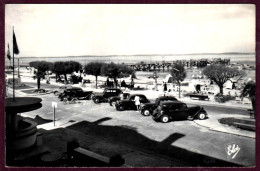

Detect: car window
[129,96,135,100]
[169,104,179,110]
[162,104,168,109]
[139,96,145,101]
[180,104,187,110]
[168,105,174,110]
[174,104,186,110]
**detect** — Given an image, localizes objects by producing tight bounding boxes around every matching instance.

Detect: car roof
[160,101,184,105]
[60,85,72,88]
[157,96,177,100]
[105,88,121,90]
[130,94,146,97]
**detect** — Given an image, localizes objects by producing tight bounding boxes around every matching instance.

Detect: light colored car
[53,85,72,96]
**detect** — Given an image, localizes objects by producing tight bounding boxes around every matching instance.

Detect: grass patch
[21,89,52,94]
[7,84,34,90]
[219,117,255,131]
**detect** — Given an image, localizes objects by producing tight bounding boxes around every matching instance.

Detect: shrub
[214,93,235,103]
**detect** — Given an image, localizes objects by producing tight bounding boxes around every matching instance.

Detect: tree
[170,63,186,98]
[241,81,256,117]
[69,61,82,76]
[117,64,135,78]
[52,61,65,82]
[203,64,244,94]
[101,62,134,88]
[51,61,82,83]
[84,62,103,89]
[29,61,53,89]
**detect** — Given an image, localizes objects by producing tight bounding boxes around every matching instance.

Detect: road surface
[9,80,255,166]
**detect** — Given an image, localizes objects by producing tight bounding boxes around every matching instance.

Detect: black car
[152,101,208,123]
[108,93,130,107]
[92,88,123,104]
[140,96,177,116]
[115,94,150,111]
[58,87,93,101]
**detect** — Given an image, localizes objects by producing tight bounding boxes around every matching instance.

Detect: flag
[13,30,19,54]
[7,43,11,60]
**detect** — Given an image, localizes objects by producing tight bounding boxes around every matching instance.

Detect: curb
[193,119,255,139]
[7,87,53,97]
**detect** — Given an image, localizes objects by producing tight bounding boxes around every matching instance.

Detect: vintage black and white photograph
[4,4,256,167]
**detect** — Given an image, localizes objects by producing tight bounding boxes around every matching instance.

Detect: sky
[5,4,255,57]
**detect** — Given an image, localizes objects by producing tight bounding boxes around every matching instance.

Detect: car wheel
[54,91,59,96]
[90,94,94,100]
[63,98,68,105]
[94,98,100,104]
[71,98,78,104]
[160,115,170,123]
[111,101,116,108]
[152,116,159,122]
[197,112,206,120]
[118,106,125,111]
[142,109,151,116]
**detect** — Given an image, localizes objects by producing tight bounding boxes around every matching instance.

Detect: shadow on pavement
[24,115,53,125]
[66,117,242,167]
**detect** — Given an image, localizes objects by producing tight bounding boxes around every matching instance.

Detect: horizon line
[16,52,255,58]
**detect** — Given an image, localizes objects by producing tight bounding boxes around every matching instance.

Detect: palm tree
[170,63,186,98]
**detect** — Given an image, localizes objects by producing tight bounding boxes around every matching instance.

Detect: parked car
[92,88,123,104]
[58,87,93,101]
[152,101,208,123]
[53,85,72,96]
[32,88,46,93]
[140,96,177,116]
[108,93,130,107]
[115,94,150,111]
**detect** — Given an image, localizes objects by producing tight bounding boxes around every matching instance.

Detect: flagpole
[13,26,15,102]
[18,58,20,78]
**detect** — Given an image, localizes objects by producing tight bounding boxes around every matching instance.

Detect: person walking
[163,82,167,92]
[134,95,140,112]
[130,78,135,90]
[106,77,110,87]
[120,92,124,100]
[121,80,126,89]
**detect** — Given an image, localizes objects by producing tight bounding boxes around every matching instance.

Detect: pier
[127,58,230,71]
